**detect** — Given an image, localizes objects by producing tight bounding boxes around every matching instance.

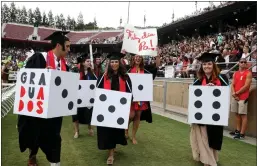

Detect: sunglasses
[240,61,247,64]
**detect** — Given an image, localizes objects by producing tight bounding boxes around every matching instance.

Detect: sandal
[74,132,79,138]
[88,129,94,136]
[28,156,38,166]
[106,156,114,165]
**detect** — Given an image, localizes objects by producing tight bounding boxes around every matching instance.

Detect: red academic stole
[130,67,144,74]
[202,76,221,86]
[46,50,67,71]
[77,64,84,80]
[103,74,126,92]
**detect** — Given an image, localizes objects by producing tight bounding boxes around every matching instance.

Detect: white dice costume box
[128,73,153,102]
[13,69,79,118]
[91,88,132,129]
[188,85,230,126]
[77,80,97,108]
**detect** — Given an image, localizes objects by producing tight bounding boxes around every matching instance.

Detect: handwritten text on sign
[122,25,158,57]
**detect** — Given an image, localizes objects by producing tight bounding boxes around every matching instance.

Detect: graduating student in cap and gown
[17,31,71,166]
[72,53,97,138]
[96,52,132,165]
[190,52,229,166]
[121,49,160,145]
[93,52,104,77]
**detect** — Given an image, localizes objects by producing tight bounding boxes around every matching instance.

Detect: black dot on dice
[120,97,127,105]
[78,85,81,90]
[77,99,82,104]
[55,76,61,86]
[194,89,202,97]
[108,105,116,113]
[212,101,221,109]
[117,117,124,125]
[97,114,104,122]
[138,84,143,91]
[62,89,68,98]
[99,94,107,101]
[212,113,220,121]
[90,84,95,90]
[68,101,74,110]
[213,89,221,97]
[194,100,202,108]
[89,98,94,104]
[194,112,202,120]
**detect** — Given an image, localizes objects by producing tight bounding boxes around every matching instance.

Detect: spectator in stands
[181,56,189,78]
[186,58,195,78]
[175,58,183,77]
[172,57,177,65]
[250,48,257,79]
[216,54,226,71]
[230,58,252,139]
[165,56,173,66]
[250,31,257,48]
[242,46,250,61]
[222,48,234,70]
[1,61,11,83]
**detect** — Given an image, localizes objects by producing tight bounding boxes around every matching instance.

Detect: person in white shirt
[241,46,250,61]
[175,58,183,77]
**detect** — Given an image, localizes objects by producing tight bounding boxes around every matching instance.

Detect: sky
[3,1,221,28]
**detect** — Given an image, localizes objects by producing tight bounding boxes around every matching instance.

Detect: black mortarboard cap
[44,31,69,41]
[93,52,101,59]
[197,52,219,62]
[77,55,85,64]
[77,53,90,64]
[107,51,125,60]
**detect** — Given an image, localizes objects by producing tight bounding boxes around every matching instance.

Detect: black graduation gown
[96,74,132,150]
[192,74,229,150]
[17,52,68,163]
[72,71,97,124]
[126,64,158,123]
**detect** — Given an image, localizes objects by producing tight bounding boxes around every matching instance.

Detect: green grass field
[1,113,256,166]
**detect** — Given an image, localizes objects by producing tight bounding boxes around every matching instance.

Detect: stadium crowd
[159,23,257,78]
[1,21,257,83]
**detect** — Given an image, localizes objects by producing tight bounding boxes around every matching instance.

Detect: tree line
[1,2,115,31]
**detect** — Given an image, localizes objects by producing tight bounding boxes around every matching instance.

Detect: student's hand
[121,49,127,54]
[207,83,215,86]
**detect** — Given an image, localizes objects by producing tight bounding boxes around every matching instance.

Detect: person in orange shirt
[230,58,252,139]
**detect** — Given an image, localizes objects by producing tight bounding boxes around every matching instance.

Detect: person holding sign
[72,53,97,138]
[96,51,132,165]
[122,49,160,145]
[17,31,70,166]
[190,53,229,166]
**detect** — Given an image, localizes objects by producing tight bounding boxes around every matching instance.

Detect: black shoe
[240,134,245,139]
[234,133,245,139]
[230,130,240,136]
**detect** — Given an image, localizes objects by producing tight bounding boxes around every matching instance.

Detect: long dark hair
[130,55,144,69]
[79,61,94,75]
[106,60,128,80]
